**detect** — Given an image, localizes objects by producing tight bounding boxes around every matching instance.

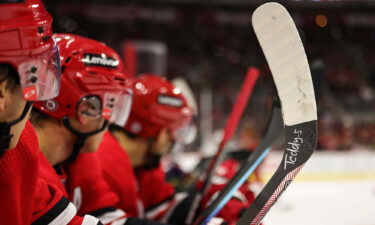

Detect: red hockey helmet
[34,33,132,127]
[0,0,61,101]
[124,74,193,143]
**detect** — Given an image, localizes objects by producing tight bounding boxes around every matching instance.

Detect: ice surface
[263,181,375,225]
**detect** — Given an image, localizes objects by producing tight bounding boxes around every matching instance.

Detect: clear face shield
[17,45,61,101]
[107,89,133,127]
[169,121,197,156]
[77,90,133,127]
[173,122,197,145]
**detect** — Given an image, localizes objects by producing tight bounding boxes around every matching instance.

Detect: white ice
[263,181,375,225]
[261,151,375,225]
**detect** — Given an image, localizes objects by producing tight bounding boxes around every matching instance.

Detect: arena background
[44,1,375,224]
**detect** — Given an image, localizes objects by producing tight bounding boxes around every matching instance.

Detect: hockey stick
[185,67,260,224]
[193,97,283,225]
[237,3,318,225]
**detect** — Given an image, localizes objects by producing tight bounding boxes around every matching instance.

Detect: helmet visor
[173,122,197,145]
[102,90,133,127]
[18,45,61,101]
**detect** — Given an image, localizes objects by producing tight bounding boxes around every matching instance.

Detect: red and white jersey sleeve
[31,177,86,225]
[0,121,102,225]
[97,131,142,217]
[64,152,127,225]
[37,157,103,225]
[136,165,182,221]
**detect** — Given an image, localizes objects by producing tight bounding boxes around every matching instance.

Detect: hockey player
[32,34,173,225]
[31,33,132,224]
[97,75,195,222]
[0,1,102,224]
[98,75,255,225]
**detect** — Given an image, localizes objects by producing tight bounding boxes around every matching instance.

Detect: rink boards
[260,150,375,182]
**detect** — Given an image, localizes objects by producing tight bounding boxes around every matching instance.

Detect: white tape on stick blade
[252,2,317,126]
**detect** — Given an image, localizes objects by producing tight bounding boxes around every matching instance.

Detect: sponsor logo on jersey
[81,53,119,68]
[157,95,182,107]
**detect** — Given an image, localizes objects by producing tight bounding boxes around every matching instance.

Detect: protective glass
[18,45,61,101]
[77,90,132,126]
[173,122,197,145]
[103,89,133,127]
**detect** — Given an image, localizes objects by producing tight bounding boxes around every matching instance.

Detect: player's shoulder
[0,121,40,175]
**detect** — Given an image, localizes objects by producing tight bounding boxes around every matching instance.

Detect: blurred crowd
[47,2,375,151]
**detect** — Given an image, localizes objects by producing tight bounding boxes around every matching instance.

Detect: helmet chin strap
[62,117,108,164]
[0,101,33,156]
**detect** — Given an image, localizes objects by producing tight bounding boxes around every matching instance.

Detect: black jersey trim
[31,197,70,225]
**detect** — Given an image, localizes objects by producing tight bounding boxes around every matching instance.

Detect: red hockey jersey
[39,150,127,225]
[135,166,177,221]
[97,131,245,223]
[38,150,68,196]
[0,120,41,224]
[65,152,121,216]
[97,131,141,217]
[0,121,102,225]
[98,131,184,222]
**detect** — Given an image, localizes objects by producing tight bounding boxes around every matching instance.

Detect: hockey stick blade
[237,3,318,225]
[193,98,283,225]
[185,67,260,224]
